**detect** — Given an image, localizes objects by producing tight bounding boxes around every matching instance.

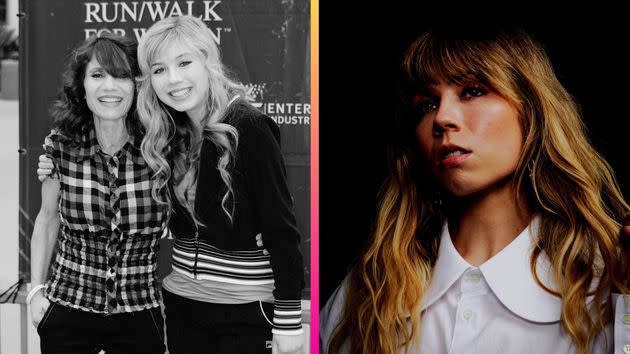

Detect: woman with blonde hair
[137,15,304,353]
[320,29,630,354]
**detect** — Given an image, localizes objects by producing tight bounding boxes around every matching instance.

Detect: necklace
[97,132,129,156]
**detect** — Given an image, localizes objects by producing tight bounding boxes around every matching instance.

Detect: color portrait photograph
[319,4,630,354]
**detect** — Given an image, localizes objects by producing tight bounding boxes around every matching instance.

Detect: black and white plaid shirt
[42,127,167,313]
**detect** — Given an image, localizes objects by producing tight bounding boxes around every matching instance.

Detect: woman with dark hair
[28,32,167,354]
[321,29,630,354]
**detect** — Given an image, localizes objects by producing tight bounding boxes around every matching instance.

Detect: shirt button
[463,308,473,319]
[624,314,630,326]
[106,279,115,293]
[624,344,630,354]
[467,273,481,283]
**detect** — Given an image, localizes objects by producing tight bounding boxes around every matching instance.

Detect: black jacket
[168,101,305,300]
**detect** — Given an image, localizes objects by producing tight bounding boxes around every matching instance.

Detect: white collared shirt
[320,218,630,354]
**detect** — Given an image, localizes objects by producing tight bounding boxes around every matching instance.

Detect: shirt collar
[73,126,142,164]
[421,216,562,323]
[420,222,471,312]
[71,127,99,162]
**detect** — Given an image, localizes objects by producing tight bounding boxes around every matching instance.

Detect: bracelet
[25,284,47,304]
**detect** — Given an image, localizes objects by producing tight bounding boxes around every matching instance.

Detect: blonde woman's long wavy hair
[328,30,630,354]
[137,15,246,223]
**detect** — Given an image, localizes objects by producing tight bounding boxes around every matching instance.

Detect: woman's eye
[179,60,192,67]
[91,72,103,78]
[152,67,164,75]
[416,101,437,114]
[462,86,487,98]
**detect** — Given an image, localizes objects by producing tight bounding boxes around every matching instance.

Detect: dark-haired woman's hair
[50,32,143,143]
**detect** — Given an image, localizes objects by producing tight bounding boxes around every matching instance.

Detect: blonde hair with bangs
[137,15,247,222]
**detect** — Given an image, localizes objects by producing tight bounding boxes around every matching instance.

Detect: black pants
[38,302,165,354]
[162,288,274,354]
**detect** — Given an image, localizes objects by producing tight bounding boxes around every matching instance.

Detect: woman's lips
[170,87,192,97]
[439,148,471,168]
[98,96,123,103]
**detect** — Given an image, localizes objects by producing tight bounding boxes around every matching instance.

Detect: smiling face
[83,56,134,122]
[414,80,523,197]
[149,42,210,122]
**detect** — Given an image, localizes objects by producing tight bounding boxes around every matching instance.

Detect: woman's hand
[256,233,269,255]
[30,291,51,328]
[37,155,55,182]
[272,333,303,354]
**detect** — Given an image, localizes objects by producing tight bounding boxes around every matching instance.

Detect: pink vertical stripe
[310,0,319,353]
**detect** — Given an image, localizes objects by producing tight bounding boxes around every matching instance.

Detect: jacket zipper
[190,162,202,280]
[193,227,199,279]
[172,172,201,279]
[185,190,200,279]
[183,201,199,279]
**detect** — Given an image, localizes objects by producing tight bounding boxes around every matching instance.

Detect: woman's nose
[102,75,115,89]
[167,67,181,83]
[433,97,462,135]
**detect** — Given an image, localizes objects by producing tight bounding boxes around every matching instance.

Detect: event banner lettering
[82,1,229,42]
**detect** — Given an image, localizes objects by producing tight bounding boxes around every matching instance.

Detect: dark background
[319,4,630,306]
